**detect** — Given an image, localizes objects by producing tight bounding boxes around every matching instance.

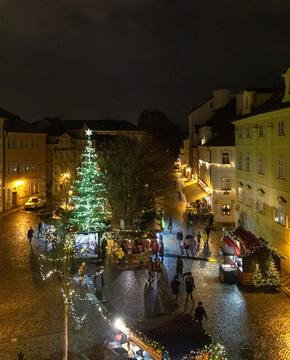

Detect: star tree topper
[85,129,93,138]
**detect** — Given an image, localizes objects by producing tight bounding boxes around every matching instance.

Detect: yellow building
[234,70,290,274]
[0,109,46,211]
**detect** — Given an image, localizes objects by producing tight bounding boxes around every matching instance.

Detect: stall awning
[223,236,240,256]
[181,183,207,203]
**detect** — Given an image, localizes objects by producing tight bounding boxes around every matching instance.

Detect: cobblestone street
[0,173,290,359]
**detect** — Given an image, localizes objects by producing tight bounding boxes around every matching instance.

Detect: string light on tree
[71,129,111,232]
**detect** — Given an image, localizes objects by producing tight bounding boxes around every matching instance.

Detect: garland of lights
[71,129,111,233]
[182,342,227,360]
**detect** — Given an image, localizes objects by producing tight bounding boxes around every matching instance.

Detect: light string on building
[199,159,235,168]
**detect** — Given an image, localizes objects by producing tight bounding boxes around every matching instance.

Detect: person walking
[159,242,164,262]
[94,258,105,286]
[171,275,181,306]
[185,274,195,303]
[196,231,201,245]
[204,225,210,242]
[179,242,185,256]
[194,301,208,327]
[146,256,154,283]
[155,258,164,286]
[184,239,190,257]
[176,229,183,246]
[189,236,196,257]
[176,256,183,278]
[168,216,172,233]
[116,246,125,269]
[79,262,87,286]
[153,241,159,259]
[27,227,34,244]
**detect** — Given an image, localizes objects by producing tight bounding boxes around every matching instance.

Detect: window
[32,139,38,148]
[222,178,231,190]
[238,128,243,139]
[222,205,231,216]
[31,161,34,172]
[21,161,25,173]
[35,161,39,172]
[246,127,251,138]
[245,154,250,172]
[258,155,265,175]
[13,163,18,174]
[222,152,230,164]
[21,138,26,148]
[25,162,30,173]
[238,187,243,202]
[277,157,286,179]
[8,138,13,149]
[13,138,17,148]
[256,196,264,213]
[238,154,243,170]
[7,163,13,175]
[245,189,251,207]
[258,124,264,137]
[275,204,286,226]
[278,120,285,135]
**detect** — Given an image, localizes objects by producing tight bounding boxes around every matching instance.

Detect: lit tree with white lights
[265,256,280,287]
[252,263,264,287]
[71,129,111,233]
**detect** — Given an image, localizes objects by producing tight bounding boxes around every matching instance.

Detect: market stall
[75,232,99,259]
[114,313,226,360]
[221,227,284,286]
[106,230,160,266]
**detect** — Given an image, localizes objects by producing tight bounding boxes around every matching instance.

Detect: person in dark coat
[176,229,183,246]
[194,301,207,327]
[27,227,34,244]
[185,274,195,302]
[171,275,181,305]
[196,231,201,244]
[176,256,183,278]
[168,216,173,233]
[146,256,154,283]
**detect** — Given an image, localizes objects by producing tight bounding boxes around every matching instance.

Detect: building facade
[0,110,46,212]
[234,70,290,274]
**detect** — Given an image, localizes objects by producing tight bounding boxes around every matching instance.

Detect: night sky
[1,0,290,126]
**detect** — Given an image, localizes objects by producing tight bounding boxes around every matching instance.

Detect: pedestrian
[94,258,105,286]
[184,239,190,257]
[196,231,201,245]
[120,242,127,268]
[179,242,185,256]
[176,229,183,246]
[159,242,164,262]
[171,275,181,306]
[18,350,25,360]
[146,256,154,283]
[176,256,183,278]
[78,262,87,286]
[194,301,208,327]
[189,236,196,257]
[154,241,160,258]
[116,246,125,269]
[27,226,34,244]
[204,225,210,241]
[168,216,172,233]
[37,221,44,238]
[101,237,107,259]
[185,274,195,303]
[155,258,164,286]
[178,190,181,199]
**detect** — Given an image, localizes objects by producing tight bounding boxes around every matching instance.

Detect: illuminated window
[222,152,230,164]
[25,162,30,173]
[222,205,231,215]
[275,204,286,226]
[238,187,243,202]
[258,124,264,137]
[258,155,265,175]
[13,163,18,174]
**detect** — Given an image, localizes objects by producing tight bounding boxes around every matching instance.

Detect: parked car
[24,196,45,210]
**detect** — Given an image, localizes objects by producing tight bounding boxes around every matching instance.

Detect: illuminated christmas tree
[265,256,280,287]
[71,129,110,233]
[252,263,264,287]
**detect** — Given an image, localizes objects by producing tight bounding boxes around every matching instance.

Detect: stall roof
[181,183,207,203]
[223,236,240,256]
[233,227,261,252]
[134,313,212,360]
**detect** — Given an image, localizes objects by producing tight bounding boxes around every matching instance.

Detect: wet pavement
[0,173,290,360]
